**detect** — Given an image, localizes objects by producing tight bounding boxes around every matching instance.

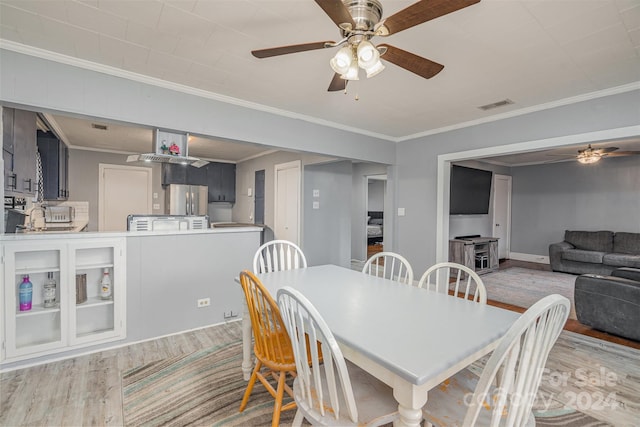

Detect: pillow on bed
[369,218,383,225]
[367,216,371,223]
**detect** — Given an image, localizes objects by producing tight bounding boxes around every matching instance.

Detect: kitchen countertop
[0,226,262,241]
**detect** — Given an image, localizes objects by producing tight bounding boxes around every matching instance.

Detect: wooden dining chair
[238,270,297,427]
[417,262,487,303]
[277,286,399,427]
[422,294,570,427]
[253,239,307,274]
[362,251,414,285]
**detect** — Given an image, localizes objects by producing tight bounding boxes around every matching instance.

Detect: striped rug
[122,335,609,426]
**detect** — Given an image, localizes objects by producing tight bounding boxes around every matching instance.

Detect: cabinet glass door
[4,243,67,358]
[68,239,125,345]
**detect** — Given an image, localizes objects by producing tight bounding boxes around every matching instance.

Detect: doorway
[254,169,265,224]
[366,175,386,260]
[98,164,152,231]
[492,174,512,259]
[274,160,301,244]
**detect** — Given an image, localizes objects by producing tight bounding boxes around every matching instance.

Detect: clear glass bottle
[43,272,57,308]
[100,268,112,300]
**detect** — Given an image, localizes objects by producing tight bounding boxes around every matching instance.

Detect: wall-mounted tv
[449,165,493,215]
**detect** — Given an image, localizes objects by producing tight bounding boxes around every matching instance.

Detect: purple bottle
[19,275,33,311]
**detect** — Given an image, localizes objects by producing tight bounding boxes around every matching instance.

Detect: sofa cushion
[603,253,640,268]
[562,249,605,264]
[564,230,613,252]
[613,232,640,255]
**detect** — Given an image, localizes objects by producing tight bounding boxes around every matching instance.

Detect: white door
[492,174,512,259]
[274,161,301,244]
[99,164,153,231]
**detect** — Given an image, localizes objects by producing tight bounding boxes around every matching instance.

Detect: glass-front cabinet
[2,237,126,362]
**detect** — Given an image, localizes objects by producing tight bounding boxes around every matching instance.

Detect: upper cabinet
[37,130,69,200]
[3,108,37,196]
[162,162,235,203]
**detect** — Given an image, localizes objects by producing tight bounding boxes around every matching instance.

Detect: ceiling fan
[251,0,481,92]
[548,144,640,164]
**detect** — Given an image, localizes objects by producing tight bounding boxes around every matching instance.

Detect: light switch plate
[398,207,406,216]
[248,188,252,197]
[313,189,320,198]
[313,201,320,209]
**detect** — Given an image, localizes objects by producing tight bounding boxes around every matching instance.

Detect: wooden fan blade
[378,44,444,79]
[328,73,347,92]
[252,41,334,58]
[314,0,356,30]
[604,151,640,157]
[595,146,619,154]
[379,0,480,36]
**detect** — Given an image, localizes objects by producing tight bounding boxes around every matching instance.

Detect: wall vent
[91,123,108,130]
[478,99,514,111]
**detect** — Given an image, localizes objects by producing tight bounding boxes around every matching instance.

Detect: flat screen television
[449,165,493,215]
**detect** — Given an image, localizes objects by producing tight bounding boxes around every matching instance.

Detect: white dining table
[240,264,519,427]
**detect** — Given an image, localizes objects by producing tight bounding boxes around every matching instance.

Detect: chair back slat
[464,294,570,427]
[418,262,487,304]
[253,240,307,274]
[278,287,359,423]
[362,251,414,285]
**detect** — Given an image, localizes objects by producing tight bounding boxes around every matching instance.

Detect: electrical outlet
[224,310,239,319]
[197,298,210,308]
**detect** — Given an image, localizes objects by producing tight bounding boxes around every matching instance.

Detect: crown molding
[0,40,395,142]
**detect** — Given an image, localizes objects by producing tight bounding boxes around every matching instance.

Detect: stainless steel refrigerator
[166,184,208,215]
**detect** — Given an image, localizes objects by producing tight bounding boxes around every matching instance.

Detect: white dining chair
[277,286,399,427]
[253,239,307,274]
[417,262,487,303]
[422,294,570,427]
[362,251,414,285]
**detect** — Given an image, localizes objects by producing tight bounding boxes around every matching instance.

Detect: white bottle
[100,268,112,300]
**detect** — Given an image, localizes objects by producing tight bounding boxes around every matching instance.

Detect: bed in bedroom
[367,211,383,245]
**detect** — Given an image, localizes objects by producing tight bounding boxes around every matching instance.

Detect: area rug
[479,267,578,319]
[122,335,610,427]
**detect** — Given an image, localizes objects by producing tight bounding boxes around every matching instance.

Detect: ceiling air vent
[478,99,514,111]
[91,123,108,130]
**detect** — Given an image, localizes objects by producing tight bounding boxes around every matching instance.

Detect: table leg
[241,300,253,381]
[393,385,428,427]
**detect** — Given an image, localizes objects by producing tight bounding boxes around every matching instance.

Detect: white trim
[435,125,640,263]
[274,160,302,245]
[492,174,512,259]
[3,40,638,144]
[509,252,550,265]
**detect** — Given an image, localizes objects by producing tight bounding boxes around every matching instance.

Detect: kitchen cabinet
[162,162,235,203]
[3,108,37,195]
[37,130,69,200]
[2,238,126,362]
[207,162,236,203]
[161,163,207,186]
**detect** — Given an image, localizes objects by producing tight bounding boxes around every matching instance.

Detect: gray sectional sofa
[549,230,640,275]
[575,267,640,342]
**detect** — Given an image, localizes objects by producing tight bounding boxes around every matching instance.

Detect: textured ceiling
[1,0,640,163]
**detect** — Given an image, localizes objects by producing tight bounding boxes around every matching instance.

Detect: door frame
[365,174,387,256]
[98,163,152,231]
[273,160,301,245]
[492,174,512,259]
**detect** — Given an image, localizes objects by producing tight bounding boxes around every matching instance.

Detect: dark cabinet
[37,130,69,200]
[161,162,235,203]
[207,162,236,203]
[3,108,37,195]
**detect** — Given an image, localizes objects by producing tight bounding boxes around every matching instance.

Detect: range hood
[127,129,209,168]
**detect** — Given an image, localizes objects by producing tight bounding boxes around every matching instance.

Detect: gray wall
[395,90,640,276]
[68,149,164,231]
[303,161,353,267]
[511,156,640,256]
[368,180,385,211]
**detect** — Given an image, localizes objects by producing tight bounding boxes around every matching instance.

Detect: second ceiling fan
[251,0,481,92]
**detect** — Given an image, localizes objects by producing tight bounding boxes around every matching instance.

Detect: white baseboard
[509,252,550,265]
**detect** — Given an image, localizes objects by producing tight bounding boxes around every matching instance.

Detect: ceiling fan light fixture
[357,40,378,66]
[342,61,360,80]
[330,46,353,74]
[364,59,385,78]
[577,152,601,164]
